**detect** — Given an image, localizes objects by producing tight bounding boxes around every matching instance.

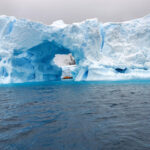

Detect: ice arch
[0,16,102,83]
[11,40,75,82]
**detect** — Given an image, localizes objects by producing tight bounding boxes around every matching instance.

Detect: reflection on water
[0,81,150,150]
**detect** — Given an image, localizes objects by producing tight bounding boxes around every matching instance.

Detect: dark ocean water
[0,81,150,150]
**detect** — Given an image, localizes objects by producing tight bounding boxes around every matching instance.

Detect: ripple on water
[0,82,150,150]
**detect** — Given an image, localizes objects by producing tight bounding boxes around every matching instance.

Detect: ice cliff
[0,15,150,83]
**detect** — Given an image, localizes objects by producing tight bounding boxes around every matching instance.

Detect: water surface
[0,81,150,150]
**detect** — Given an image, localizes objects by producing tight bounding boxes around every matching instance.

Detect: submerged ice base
[0,15,150,83]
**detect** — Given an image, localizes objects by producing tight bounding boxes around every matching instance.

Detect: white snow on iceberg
[0,15,150,83]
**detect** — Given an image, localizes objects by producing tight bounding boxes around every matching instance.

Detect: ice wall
[88,14,150,81]
[0,15,150,83]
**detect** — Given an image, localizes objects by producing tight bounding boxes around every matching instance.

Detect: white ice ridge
[0,15,150,83]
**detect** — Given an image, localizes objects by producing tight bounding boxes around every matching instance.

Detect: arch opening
[53,53,75,67]
[53,53,76,80]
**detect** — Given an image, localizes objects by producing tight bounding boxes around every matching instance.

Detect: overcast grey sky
[0,0,150,24]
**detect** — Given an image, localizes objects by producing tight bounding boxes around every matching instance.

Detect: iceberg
[0,15,150,83]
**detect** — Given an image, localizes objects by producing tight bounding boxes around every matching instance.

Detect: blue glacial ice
[0,15,150,83]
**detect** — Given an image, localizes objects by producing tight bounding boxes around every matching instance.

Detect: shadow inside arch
[26,40,72,81]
